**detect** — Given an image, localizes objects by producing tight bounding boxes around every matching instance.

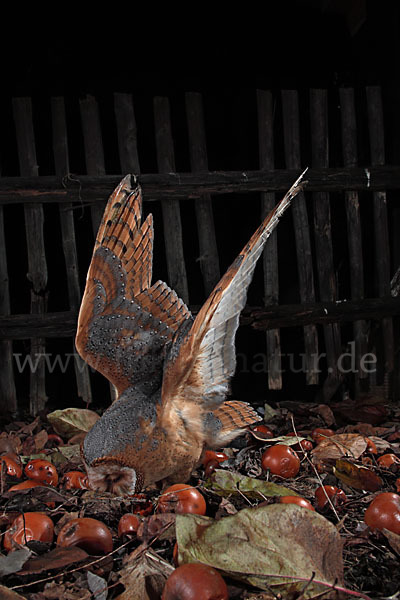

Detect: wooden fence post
[257,89,282,390]
[114,93,141,175]
[185,92,220,297]
[310,89,341,387]
[154,97,189,304]
[12,97,48,415]
[366,86,394,379]
[51,97,92,405]
[80,95,116,402]
[339,87,369,393]
[79,95,107,236]
[281,90,319,385]
[0,203,17,414]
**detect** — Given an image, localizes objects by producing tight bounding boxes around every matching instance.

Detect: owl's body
[76,173,306,495]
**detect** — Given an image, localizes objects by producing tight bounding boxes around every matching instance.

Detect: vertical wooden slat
[79,95,106,235]
[153,97,189,304]
[0,204,17,414]
[0,98,17,414]
[257,90,282,390]
[80,95,115,402]
[51,97,92,405]
[114,93,141,174]
[310,89,341,382]
[392,264,400,401]
[366,86,394,374]
[281,90,319,385]
[185,92,220,296]
[12,97,47,415]
[339,87,368,390]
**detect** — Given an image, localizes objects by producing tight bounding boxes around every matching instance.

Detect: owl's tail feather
[204,400,262,447]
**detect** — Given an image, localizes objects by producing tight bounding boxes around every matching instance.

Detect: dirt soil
[0,395,399,599]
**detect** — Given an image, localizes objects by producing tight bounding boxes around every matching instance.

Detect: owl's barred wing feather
[161,170,308,419]
[76,175,191,397]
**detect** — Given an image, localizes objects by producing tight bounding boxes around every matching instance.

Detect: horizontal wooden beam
[0,311,78,340]
[0,297,398,340]
[0,166,400,204]
[247,296,400,330]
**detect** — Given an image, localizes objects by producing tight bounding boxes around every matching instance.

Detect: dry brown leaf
[0,584,27,599]
[218,497,238,515]
[309,404,336,426]
[360,425,390,437]
[333,459,383,492]
[16,417,40,435]
[382,528,400,555]
[41,579,91,600]
[332,400,387,425]
[387,431,400,442]
[117,545,173,600]
[311,433,367,463]
[367,435,391,453]
[68,433,87,446]
[21,436,36,456]
[0,434,22,455]
[136,513,176,543]
[34,429,49,453]
[54,511,80,535]
[17,546,88,575]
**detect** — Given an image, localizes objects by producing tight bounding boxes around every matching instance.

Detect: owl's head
[81,435,144,495]
[84,458,142,495]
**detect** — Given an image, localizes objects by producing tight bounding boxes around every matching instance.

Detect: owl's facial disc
[85,461,137,495]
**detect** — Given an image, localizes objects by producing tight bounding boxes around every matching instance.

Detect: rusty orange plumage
[76,172,307,495]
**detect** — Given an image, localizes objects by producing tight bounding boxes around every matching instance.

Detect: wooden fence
[0,86,399,416]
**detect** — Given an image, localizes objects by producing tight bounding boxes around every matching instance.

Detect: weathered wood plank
[257,89,282,390]
[79,95,107,234]
[12,97,47,415]
[114,93,141,174]
[281,89,319,384]
[0,204,17,414]
[248,297,400,329]
[366,86,394,373]
[0,311,78,339]
[51,97,92,405]
[154,97,189,304]
[1,166,400,204]
[310,89,341,380]
[339,87,368,386]
[80,95,116,402]
[1,297,398,339]
[185,92,220,297]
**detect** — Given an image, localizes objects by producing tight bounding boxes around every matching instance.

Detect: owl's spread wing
[76,175,191,397]
[161,170,307,419]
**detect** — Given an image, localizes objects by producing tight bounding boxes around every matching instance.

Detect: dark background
[2,0,399,409]
[3,2,399,98]
[2,1,400,175]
